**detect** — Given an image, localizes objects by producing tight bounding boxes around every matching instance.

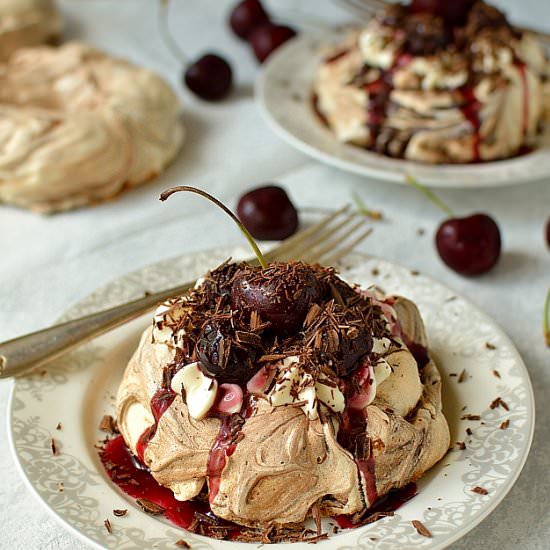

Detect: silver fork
[0,207,372,379]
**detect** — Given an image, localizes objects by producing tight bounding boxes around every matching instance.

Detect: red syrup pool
[100,435,242,538]
[335,481,418,529]
[101,435,417,537]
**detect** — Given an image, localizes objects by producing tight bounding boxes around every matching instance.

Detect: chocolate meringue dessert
[314,0,550,163]
[103,260,450,542]
[0,42,183,213]
[0,0,61,62]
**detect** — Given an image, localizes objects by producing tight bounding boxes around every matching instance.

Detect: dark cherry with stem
[231,262,325,334]
[406,176,501,276]
[410,0,476,26]
[159,0,233,101]
[249,23,296,63]
[159,186,325,337]
[229,0,270,40]
[237,185,298,240]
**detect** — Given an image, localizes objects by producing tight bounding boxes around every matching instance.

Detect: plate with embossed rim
[8,247,534,550]
[256,30,550,188]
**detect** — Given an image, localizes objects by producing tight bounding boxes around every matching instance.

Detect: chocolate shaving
[500,419,510,430]
[99,414,118,434]
[490,397,509,411]
[50,438,58,456]
[412,520,432,538]
[472,486,489,495]
[175,541,191,548]
[485,342,496,350]
[461,414,481,421]
[457,369,467,383]
[492,370,501,379]
[113,509,127,517]
[104,518,112,534]
[55,422,62,431]
[466,427,472,436]
[456,441,466,450]
[136,498,165,515]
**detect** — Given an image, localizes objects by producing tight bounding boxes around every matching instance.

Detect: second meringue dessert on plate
[105,259,450,541]
[314,1,550,164]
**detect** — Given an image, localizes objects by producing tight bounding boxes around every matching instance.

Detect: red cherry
[196,319,262,383]
[410,0,475,26]
[229,0,270,40]
[249,23,296,63]
[435,214,501,276]
[237,185,298,240]
[184,54,233,101]
[230,262,325,334]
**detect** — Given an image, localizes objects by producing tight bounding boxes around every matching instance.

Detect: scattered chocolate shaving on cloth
[104,519,112,534]
[113,509,127,517]
[472,486,489,495]
[175,541,191,548]
[50,438,58,456]
[500,419,510,430]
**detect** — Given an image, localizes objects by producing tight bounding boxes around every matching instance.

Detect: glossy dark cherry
[249,24,296,63]
[230,263,325,334]
[184,54,233,101]
[229,0,270,40]
[435,213,501,276]
[237,185,298,240]
[410,0,475,26]
[196,319,262,383]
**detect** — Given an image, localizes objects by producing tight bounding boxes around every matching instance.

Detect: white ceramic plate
[256,30,550,188]
[9,248,534,550]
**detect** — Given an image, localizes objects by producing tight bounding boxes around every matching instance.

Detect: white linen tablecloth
[1,1,549,548]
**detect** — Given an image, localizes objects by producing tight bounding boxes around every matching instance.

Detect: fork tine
[298,217,367,263]
[269,211,358,263]
[264,205,350,262]
[335,0,377,19]
[319,226,373,265]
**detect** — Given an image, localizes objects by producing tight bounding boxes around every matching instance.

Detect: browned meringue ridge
[314,1,550,164]
[0,41,183,213]
[0,0,62,61]
[114,262,450,534]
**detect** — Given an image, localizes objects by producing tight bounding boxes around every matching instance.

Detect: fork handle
[0,280,195,379]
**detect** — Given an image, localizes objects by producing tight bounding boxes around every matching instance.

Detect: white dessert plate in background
[8,247,534,550]
[256,30,550,188]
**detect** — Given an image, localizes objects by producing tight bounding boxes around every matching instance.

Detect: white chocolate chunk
[171,362,218,420]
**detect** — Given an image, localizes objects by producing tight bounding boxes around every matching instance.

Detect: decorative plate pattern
[8,249,534,550]
[256,31,550,189]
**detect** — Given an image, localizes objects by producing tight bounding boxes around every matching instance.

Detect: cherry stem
[544,288,550,347]
[352,192,383,220]
[405,175,455,218]
[159,186,268,269]
[158,0,188,66]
